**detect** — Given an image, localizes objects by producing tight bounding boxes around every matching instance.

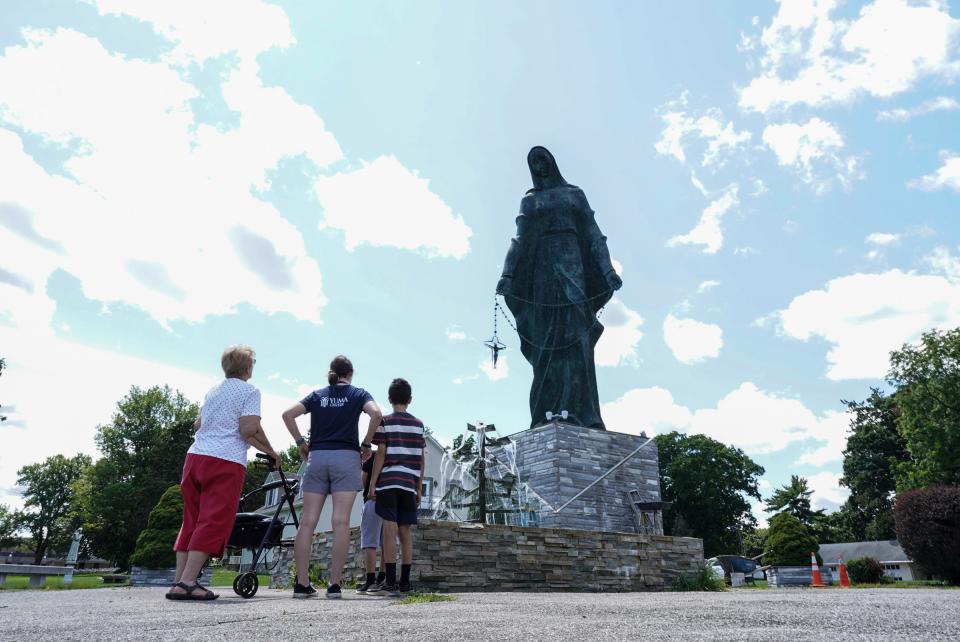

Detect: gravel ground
[1,587,959,641]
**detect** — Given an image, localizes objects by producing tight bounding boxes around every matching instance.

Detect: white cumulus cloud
[806,470,850,511]
[0,27,333,328]
[479,354,509,382]
[667,184,739,254]
[908,151,960,192]
[877,96,960,122]
[595,297,645,367]
[772,269,960,380]
[663,314,723,364]
[740,0,960,113]
[762,118,860,190]
[602,382,850,463]
[314,155,473,259]
[655,103,752,167]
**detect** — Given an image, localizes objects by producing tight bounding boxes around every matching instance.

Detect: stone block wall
[270,519,702,592]
[510,422,661,533]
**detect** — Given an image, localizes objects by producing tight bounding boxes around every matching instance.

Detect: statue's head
[527,146,567,190]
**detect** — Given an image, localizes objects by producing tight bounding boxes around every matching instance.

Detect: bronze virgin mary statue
[497,146,622,430]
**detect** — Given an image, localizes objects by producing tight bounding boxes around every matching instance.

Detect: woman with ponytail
[281,355,382,599]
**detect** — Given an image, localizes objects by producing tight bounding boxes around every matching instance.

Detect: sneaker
[381,582,401,597]
[356,578,376,594]
[366,581,383,594]
[398,582,412,594]
[326,583,342,599]
[293,582,317,599]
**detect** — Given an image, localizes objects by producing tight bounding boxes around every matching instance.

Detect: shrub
[672,565,725,592]
[894,485,960,583]
[846,556,884,584]
[764,512,821,567]
[129,485,182,569]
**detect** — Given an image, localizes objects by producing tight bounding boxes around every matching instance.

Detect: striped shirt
[373,412,426,495]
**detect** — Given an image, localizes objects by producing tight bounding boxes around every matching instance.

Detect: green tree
[742,527,767,559]
[0,503,25,549]
[129,485,183,569]
[16,454,92,564]
[77,385,198,569]
[765,512,820,567]
[837,389,909,540]
[887,328,960,489]
[655,432,765,557]
[765,475,825,528]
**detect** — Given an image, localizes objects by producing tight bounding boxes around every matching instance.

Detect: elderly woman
[166,345,280,601]
[282,355,382,599]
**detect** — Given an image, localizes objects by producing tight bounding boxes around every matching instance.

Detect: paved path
[1,587,959,641]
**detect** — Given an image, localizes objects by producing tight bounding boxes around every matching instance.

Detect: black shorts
[375,488,418,525]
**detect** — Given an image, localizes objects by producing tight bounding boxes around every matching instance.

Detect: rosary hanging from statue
[484,295,507,368]
[485,291,611,368]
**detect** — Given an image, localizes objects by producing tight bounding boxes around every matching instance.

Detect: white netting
[431,422,552,525]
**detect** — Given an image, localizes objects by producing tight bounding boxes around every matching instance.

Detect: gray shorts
[302,449,362,495]
[360,499,383,549]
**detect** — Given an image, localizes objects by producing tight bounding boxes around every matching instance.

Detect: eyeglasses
[252,358,257,364]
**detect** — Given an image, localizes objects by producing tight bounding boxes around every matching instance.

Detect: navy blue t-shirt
[301,384,374,452]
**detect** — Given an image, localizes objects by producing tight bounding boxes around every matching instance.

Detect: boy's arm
[417,451,425,504]
[368,447,387,499]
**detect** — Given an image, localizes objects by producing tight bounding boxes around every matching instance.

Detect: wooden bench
[100,574,128,584]
[0,564,72,588]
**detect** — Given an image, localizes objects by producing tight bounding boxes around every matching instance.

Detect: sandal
[165,581,219,601]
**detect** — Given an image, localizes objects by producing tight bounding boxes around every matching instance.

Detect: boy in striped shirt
[369,378,425,595]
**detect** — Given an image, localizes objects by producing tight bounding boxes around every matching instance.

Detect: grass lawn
[210,567,271,588]
[0,574,128,590]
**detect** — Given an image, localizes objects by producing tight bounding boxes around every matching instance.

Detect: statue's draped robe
[501,185,616,429]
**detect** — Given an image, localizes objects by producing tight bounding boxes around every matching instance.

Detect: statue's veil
[527,146,569,191]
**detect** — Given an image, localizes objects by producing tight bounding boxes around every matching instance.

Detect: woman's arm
[193,410,202,432]
[360,400,383,461]
[239,416,279,467]
[282,403,309,460]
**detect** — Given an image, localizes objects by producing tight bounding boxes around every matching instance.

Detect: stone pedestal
[510,421,662,534]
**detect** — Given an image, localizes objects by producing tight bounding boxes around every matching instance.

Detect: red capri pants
[174,453,246,556]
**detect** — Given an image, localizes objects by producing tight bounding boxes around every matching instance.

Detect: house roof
[818,540,911,564]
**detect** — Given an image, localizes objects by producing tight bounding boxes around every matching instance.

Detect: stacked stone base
[511,421,662,534]
[271,519,702,592]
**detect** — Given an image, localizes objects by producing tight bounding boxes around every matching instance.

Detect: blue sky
[2,0,959,519]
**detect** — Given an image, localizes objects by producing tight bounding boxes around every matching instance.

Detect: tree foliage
[894,485,960,583]
[765,475,824,527]
[846,557,884,584]
[76,385,198,569]
[0,503,25,549]
[836,389,910,540]
[765,512,820,567]
[887,328,960,490]
[129,485,182,569]
[16,453,92,564]
[655,432,764,557]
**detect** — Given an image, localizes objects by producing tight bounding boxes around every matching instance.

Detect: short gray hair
[221,345,255,378]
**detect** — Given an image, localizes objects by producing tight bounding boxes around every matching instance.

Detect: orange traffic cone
[810,551,825,587]
[838,554,851,588]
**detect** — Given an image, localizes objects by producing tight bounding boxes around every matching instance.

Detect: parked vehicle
[705,555,763,583]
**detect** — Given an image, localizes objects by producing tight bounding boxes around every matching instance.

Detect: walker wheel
[233,571,258,598]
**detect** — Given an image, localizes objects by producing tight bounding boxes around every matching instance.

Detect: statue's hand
[496,276,513,296]
[606,271,623,292]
